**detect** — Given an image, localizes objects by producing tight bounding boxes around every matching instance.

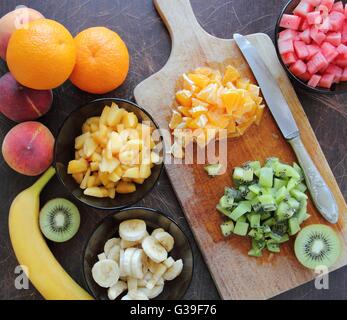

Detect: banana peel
[8,167,93,300]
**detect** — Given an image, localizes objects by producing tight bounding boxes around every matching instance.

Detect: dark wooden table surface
[1,0,347,300]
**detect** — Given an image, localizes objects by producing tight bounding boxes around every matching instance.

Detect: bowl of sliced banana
[82,207,194,300]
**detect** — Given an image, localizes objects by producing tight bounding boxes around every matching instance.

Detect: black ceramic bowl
[82,207,194,300]
[54,98,164,210]
[275,0,347,94]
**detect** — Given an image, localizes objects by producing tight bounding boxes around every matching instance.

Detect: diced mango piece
[189,105,208,118]
[108,188,116,199]
[123,112,139,129]
[123,167,140,179]
[99,157,120,174]
[116,181,136,194]
[84,187,109,198]
[83,136,97,158]
[100,106,111,125]
[169,110,183,129]
[177,106,191,117]
[87,175,97,188]
[193,66,213,76]
[206,112,229,129]
[107,105,125,127]
[255,105,265,126]
[191,98,209,109]
[72,173,83,184]
[236,78,250,89]
[75,132,90,150]
[139,164,151,179]
[68,159,88,174]
[196,83,219,105]
[80,169,91,189]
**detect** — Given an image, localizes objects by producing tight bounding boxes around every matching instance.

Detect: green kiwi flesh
[39,198,80,243]
[294,224,342,270]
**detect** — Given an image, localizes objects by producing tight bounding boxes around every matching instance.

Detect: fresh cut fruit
[2,121,54,176]
[8,167,93,299]
[0,72,52,122]
[0,6,44,60]
[39,198,80,242]
[6,19,76,90]
[294,224,342,269]
[70,27,129,94]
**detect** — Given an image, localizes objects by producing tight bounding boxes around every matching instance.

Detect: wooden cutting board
[134,0,347,300]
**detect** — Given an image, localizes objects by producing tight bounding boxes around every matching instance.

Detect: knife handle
[288,136,338,224]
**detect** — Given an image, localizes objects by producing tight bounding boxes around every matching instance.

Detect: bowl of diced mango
[54,98,164,210]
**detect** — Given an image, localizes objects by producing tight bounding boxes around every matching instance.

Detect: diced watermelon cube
[332,1,344,13]
[317,4,330,17]
[345,3,347,18]
[294,41,309,59]
[341,67,347,81]
[337,43,347,55]
[326,32,342,46]
[310,26,326,44]
[307,44,321,59]
[319,73,335,88]
[318,16,331,32]
[279,29,298,41]
[307,11,323,25]
[299,18,310,31]
[299,29,312,44]
[321,0,335,11]
[280,14,302,30]
[329,11,345,31]
[278,39,294,54]
[297,71,312,81]
[282,52,298,65]
[325,64,343,82]
[321,41,339,62]
[342,22,347,43]
[307,51,329,73]
[307,74,322,87]
[294,1,314,17]
[290,59,307,76]
[334,57,347,67]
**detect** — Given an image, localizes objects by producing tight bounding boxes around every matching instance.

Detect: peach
[0,6,44,60]
[0,73,53,122]
[2,121,54,176]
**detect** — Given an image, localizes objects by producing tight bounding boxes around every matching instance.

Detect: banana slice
[107,280,127,300]
[151,228,165,237]
[107,245,120,262]
[138,284,164,299]
[97,253,107,261]
[127,277,138,292]
[120,238,141,249]
[148,259,161,274]
[163,257,175,268]
[119,249,126,277]
[104,238,121,256]
[131,248,149,280]
[92,259,119,288]
[157,277,164,285]
[119,219,147,242]
[163,259,183,281]
[128,290,149,300]
[142,236,168,263]
[123,247,137,276]
[146,264,167,290]
[153,231,174,252]
[121,294,132,300]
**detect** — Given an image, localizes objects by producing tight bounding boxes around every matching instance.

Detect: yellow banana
[9,167,93,300]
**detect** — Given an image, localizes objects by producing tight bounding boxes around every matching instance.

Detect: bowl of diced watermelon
[275,0,347,93]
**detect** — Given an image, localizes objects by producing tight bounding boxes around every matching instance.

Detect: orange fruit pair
[70,27,130,94]
[7,19,76,90]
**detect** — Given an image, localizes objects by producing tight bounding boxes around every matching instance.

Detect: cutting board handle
[154,0,207,43]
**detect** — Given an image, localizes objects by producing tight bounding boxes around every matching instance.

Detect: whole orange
[6,19,76,90]
[70,27,129,94]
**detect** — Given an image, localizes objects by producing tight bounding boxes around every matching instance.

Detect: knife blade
[233,33,339,224]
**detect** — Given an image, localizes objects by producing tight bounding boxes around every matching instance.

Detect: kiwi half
[294,224,342,270]
[39,198,80,243]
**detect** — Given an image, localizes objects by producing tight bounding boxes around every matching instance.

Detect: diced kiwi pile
[217,158,310,257]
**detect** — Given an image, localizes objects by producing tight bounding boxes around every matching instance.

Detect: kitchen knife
[233,33,338,224]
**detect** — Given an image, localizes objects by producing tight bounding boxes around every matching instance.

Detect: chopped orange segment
[170,64,265,157]
[169,110,183,129]
[189,105,208,118]
[206,111,229,129]
[188,73,210,88]
[196,83,219,105]
[176,89,192,108]
[221,89,245,114]
[192,98,209,108]
[177,106,191,117]
[223,65,241,84]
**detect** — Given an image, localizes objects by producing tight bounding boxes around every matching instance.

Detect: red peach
[0,6,44,60]
[2,121,54,176]
[0,73,53,122]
